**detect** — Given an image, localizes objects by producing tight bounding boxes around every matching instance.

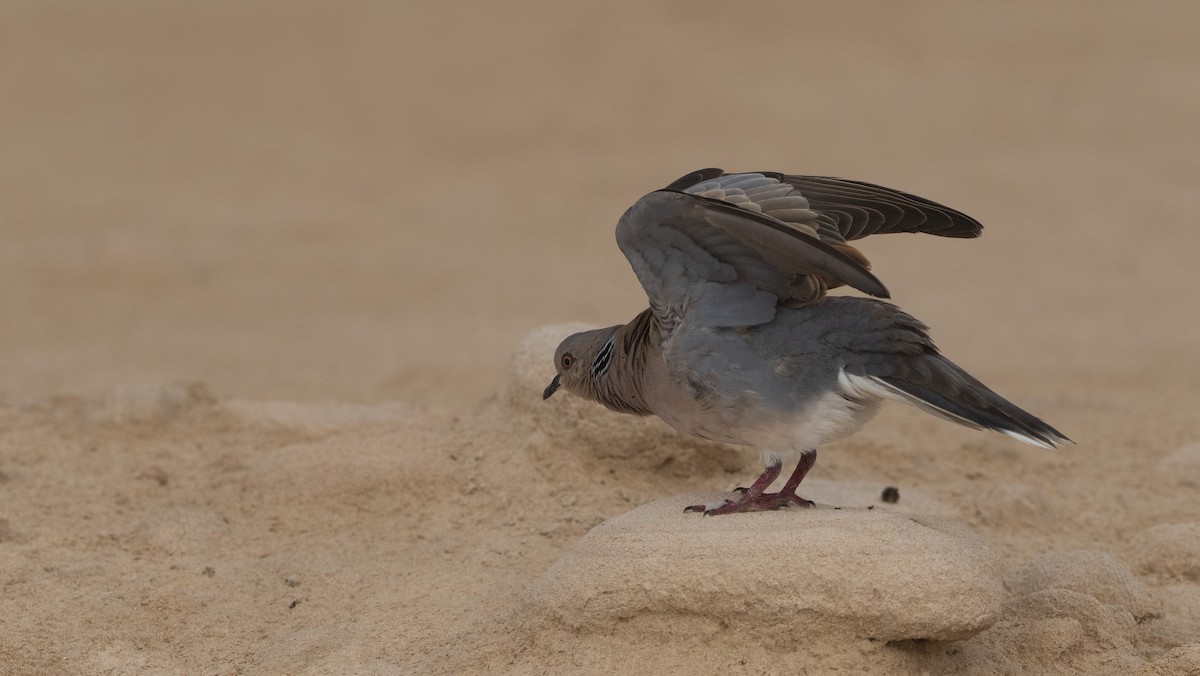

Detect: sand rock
[990,589,1140,674]
[1131,523,1200,582]
[1004,550,1162,621]
[1140,584,1200,654]
[526,494,1005,642]
[1135,643,1200,675]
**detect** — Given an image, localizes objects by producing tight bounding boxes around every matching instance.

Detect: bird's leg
[756,450,817,510]
[684,459,781,514]
[685,451,817,516]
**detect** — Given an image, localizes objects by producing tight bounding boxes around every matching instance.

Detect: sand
[2,1,1199,673]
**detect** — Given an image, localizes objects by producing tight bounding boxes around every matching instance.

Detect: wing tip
[999,427,1074,450]
[936,215,984,239]
[663,168,725,191]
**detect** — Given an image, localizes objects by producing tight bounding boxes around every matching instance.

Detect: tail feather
[842,355,1072,450]
[876,375,1071,450]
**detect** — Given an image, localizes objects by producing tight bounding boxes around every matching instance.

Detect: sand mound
[3,324,1200,674]
[1131,523,1200,583]
[526,497,1003,642]
[1004,550,1162,622]
[1136,644,1200,675]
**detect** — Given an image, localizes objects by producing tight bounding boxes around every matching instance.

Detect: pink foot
[684,451,817,516]
[693,489,814,515]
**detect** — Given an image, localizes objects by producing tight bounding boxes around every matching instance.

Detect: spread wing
[615,190,887,333]
[664,168,982,288]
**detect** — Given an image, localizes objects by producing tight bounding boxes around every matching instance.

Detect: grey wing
[666,168,982,287]
[615,191,886,333]
[771,174,982,241]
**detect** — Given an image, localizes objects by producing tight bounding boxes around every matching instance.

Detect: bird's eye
[561,353,575,369]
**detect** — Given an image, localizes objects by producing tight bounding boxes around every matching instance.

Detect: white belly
[646,363,884,464]
[739,389,883,465]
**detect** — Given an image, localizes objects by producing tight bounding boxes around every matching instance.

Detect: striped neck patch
[590,336,615,379]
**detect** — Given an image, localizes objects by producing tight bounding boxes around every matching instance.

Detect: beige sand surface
[2,1,1199,673]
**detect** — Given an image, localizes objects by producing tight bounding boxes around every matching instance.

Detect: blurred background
[2,1,1197,409]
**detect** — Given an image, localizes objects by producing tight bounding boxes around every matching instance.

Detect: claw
[684,499,731,513]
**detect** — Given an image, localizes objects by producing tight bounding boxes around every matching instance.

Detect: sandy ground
[2,1,1200,673]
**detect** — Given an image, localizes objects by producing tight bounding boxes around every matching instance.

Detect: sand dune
[2,2,1199,673]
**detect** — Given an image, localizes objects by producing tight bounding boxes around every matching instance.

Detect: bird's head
[543,327,618,401]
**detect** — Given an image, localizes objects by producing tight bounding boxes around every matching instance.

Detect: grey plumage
[544,169,1070,515]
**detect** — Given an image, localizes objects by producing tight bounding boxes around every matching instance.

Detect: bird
[542,168,1071,516]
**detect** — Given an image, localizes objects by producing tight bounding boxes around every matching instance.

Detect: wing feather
[632,168,983,317]
[662,168,983,299]
[615,190,887,332]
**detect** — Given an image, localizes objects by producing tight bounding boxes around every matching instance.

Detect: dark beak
[542,374,562,400]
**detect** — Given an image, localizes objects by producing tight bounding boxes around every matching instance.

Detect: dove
[542,168,1071,516]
